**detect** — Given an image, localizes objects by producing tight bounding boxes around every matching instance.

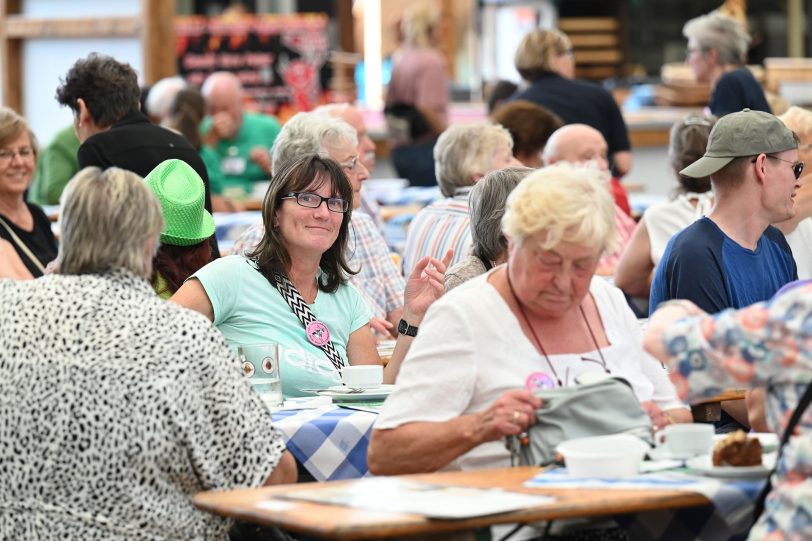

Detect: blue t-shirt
[193,255,373,396]
[650,217,797,314]
[709,68,771,117]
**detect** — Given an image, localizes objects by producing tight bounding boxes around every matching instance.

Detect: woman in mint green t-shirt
[173,154,447,396]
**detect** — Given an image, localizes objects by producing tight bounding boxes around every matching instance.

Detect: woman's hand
[402,250,453,326]
[473,389,542,443]
[368,317,394,338]
[641,400,671,432]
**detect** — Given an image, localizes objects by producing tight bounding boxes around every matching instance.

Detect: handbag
[384,102,431,144]
[507,377,653,467]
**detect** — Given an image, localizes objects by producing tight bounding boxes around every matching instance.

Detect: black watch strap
[398,319,418,337]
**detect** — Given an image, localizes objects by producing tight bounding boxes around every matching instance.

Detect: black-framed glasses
[280,192,349,213]
[752,155,805,179]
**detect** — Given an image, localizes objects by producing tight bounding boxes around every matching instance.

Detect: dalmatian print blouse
[0,270,286,540]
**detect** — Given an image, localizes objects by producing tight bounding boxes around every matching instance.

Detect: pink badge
[306,320,331,347]
[525,372,557,391]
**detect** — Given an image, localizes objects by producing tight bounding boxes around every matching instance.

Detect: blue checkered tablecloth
[526,468,766,541]
[272,406,377,481]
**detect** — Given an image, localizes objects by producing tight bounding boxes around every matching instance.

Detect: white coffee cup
[656,423,714,458]
[339,365,383,388]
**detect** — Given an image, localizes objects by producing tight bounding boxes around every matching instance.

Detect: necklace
[505,266,610,387]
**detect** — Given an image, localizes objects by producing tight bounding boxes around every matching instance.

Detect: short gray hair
[145,76,187,120]
[683,12,749,65]
[469,167,533,263]
[58,167,163,278]
[433,122,514,197]
[270,111,358,175]
[780,106,812,142]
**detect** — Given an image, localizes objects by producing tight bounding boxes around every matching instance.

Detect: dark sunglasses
[751,155,804,180]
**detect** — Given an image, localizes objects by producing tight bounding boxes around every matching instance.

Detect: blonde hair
[401,3,439,48]
[502,163,618,255]
[514,29,572,81]
[780,106,812,142]
[433,122,513,197]
[59,167,163,278]
[682,12,749,65]
[0,106,37,155]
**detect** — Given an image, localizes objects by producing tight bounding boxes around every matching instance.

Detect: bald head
[201,72,244,135]
[543,124,609,171]
[314,103,376,171]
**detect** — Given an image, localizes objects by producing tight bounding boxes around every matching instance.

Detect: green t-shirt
[200,112,281,196]
[193,255,373,397]
[29,125,81,205]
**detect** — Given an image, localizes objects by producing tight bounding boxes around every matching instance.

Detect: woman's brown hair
[249,155,355,293]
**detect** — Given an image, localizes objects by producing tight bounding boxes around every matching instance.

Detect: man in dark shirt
[55,53,219,255]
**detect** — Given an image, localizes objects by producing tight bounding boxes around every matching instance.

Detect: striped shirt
[230,212,404,320]
[402,192,472,276]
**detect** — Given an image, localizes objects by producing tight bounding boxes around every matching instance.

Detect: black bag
[384,102,431,144]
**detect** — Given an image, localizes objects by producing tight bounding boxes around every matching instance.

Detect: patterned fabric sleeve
[177,334,286,490]
[661,285,812,404]
[230,223,265,256]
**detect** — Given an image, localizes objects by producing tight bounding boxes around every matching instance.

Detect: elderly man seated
[230,111,406,332]
[401,122,522,274]
[542,124,636,275]
[200,71,282,197]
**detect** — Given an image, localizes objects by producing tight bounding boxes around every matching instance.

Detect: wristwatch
[397,319,419,337]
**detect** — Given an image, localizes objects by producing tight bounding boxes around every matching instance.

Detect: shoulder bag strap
[753,380,812,521]
[0,215,46,274]
[256,263,345,371]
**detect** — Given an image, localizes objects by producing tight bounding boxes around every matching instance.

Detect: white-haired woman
[371,164,691,474]
[402,122,521,273]
[0,166,295,539]
[683,11,770,116]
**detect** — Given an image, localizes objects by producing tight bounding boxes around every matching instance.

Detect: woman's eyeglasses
[0,146,34,165]
[752,155,805,179]
[280,192,349,213]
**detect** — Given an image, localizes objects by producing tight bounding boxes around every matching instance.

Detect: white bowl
[556,434,650,478]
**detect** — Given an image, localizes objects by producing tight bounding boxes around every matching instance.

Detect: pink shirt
[386,46,449,115]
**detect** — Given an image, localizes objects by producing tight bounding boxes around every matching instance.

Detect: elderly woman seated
[445,167,532,291]
[173,155,446,397]
[0,166,295,539]
[371,164,691,473]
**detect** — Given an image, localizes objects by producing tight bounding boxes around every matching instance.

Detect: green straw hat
[144,159,215,246]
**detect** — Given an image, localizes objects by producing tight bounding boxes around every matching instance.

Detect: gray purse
[507,377,653,467]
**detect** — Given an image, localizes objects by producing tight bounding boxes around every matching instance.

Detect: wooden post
[0,0,176,111]
[141,0,177,84]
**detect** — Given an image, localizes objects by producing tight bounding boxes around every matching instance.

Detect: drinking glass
[238,343,283,408]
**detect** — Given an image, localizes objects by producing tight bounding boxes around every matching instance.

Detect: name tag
[221,155,247,175]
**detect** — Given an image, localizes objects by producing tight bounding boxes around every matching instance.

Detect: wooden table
[690,389,748,423]
[193,466,710,540]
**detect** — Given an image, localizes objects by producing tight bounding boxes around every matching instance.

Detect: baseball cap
[680,109,797,178]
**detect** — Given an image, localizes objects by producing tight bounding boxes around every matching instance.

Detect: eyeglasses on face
[340,155,360,174]
[0,146,34,163]
[280,191,348,213]
[752,155,805,179]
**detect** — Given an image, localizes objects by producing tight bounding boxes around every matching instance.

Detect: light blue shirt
[193,255,372,396]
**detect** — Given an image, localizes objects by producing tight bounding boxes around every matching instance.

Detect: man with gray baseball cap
[650,108,801,315]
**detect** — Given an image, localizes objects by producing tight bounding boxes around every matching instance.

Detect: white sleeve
[375,297,478,429]
[596,278,688,412]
